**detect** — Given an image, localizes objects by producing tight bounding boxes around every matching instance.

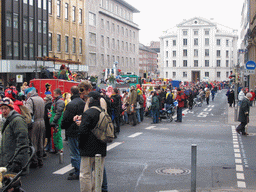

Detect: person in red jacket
[5,87,23,114]
[250,89,255,106]
[175,88,185,122]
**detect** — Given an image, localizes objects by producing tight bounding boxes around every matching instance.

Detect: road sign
[245,69,255,74]
[246,61,256,70]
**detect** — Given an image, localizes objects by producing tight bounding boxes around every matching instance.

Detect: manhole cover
[156,168,191,176]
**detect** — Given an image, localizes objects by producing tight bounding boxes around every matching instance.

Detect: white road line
[237,173,245,180]
[234,149,240,153]
[235,153,241,158]
[236,165,244,172]
[159,190,179,192]
[237,181,246,188]
[235,159,242,164]
[107,142,122,151]
[128,132,143,138]
[145,126,156,130]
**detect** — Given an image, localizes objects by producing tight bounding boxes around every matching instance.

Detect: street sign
[246,61,256,70]
[245,69,255,74]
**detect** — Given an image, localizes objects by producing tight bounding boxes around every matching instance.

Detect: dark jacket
[44,101,52,139]
[111,94,122,115]
[79,107,107,157]
[228,91,235,104]
[166,93,173,105]
[238,97,250,123]
[176,91,185,108]
[61,94,85,138]
[52,95,65,125]
[151,95,160,110]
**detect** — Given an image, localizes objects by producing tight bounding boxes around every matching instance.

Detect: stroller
[194,95,203,107]
[159,104,176,122]
[1,146,35,192]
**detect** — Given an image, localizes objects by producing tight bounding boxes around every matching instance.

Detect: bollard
[191,144,197,192]
[59,151,64,164]
[95,154,102,192]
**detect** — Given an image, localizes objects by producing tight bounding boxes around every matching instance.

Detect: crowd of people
[0,79,247,191]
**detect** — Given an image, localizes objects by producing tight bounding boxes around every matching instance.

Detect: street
[19,90,256,191]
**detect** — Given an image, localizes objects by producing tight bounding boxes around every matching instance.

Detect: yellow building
[49,0,86,67]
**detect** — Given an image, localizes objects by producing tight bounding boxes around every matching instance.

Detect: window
[14,42,19,57]
[43,21,47,34]
[79,39,82,54]
[24,43,28,57]
[166,51,168,58]
[106,0,109,10]
[226,51,229,58]
[226,60,229,67]
[101,54,104,66]
[65,36,69,53]
[112,38,115,49]
[72,6,76,22]
[79,9,82,24]
[173,51,176,57]
[121,41,124,50]
[89,53,96,66]
[24,0,28,4]
[65,3,68,20]
[100,0,104,7]
[205,60,209,67]
[89,12,96,26]
[38,45,42,57]
[107,21,110,30]
[101,19,104,28]
[226,71,229,78]
[183,72,187,77]
[194,30,198,35]
[173,60,176,67]
[205,49,209,56]
[166,41,168,47]
[183,30,187,36]
[205,38,209,46]
[43,45,47,56]
[29,17,33,32]
[133,44,135,52]
[107,55,110,66]
[183,60,187,67]
[43,0,47,10]
[217,72,221,78]
[173,40,176,46]
[29,43,34,58]
[194,60,198,67]
[49,0,52,14]
[117,25,119,33]
[226,40,229,47]
[117,40,120,50]
[107,37,110,48]
[205,30,209,35]
[205,72,209,77]
[217,60,221,67]
[49,33,52,51]
[89,33,96,46]
[194,49,198,57]
[101,35,104,47]
[217,50,221,57]
[112,23,115,33]
[183,49,187,57]
[217,39,221,46]
[38,0,41,8]
[38,20,42,33]
[13,14,19,29]
[29,0,33,5]
[72,38,76,53]
[6,41,12,57]
[166,60,168,67]
[166,72,168,78]
[57,34,61,52]
[6,13,12,27]
[121,27,124,35]
[194,38,198,46]
[173,72,176,78]
[57,0,61,17]
[126,42,128,51]
[23,17,28,30]
[116,5,118,14]
[133,31,135,39]
[183,39,187,46]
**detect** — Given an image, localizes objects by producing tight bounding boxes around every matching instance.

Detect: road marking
[235,153,241,158]
[235,159,242,164]
[107,142,122,151]
[237,173,245,180]
[145,126,156,130]
[197,112,208,117]
[159,190,179,192]
[234,149,240,153]
[128,132,143,138]
[203,108,212,112]
[236,164,244,172]
[237,181,246,188]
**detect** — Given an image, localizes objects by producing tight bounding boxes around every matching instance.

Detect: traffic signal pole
[234,66,239,121]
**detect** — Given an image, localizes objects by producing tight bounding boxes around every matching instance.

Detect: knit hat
[0,98,14,109]
[88,91,101,100]
[25,87,36,95]
[44,94,53,101]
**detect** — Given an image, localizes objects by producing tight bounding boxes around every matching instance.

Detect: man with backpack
[25,87,45,168]
[79,91,107,192]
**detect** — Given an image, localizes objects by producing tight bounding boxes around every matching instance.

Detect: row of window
[166,38,230,47]
[165,50,230,58]
[182,29,209,36]
[100,18,136,39]
[23,0,47,10]
[6,13,47,34]
[92,53,136,67]
[6,41,47,58]
[100,0,133,21]
[167,71,229,79]
[165,60,230,68]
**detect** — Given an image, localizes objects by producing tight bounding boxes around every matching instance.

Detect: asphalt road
[18,90,256,191]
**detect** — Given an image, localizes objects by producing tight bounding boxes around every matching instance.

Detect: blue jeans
[177,107,182,122]
[102,167,108,192]
[136,109,141,123]
[68,137,80,176]
[152,109,159,123]
[124,111,128,123]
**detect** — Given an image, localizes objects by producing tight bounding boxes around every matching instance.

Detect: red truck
[30,79,79,98]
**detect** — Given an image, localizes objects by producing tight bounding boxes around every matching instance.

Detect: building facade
[160,17,238,82]
[86,0,140,78]
[139,43,158,78]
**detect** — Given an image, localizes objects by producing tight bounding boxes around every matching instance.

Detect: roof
[114,0,140,13]
[139,43,158,53]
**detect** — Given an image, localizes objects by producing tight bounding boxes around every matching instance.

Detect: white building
[160,17,238,82]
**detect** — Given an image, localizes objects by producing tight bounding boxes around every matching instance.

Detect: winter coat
[111,94,122,116]
[127,89,137,113]
[26,94,45,123]
[44,100,52,139]
[79,106,107,157]
[0,111,29,171]
[61,94,85,138]
[176,91,186,108]
[166,92,174,105]
[228,92,235,104]
[238,91,245,101]
[151,95,159,110]
[51,95,65,125]
[13,100,23,114]
[205,90,210,98]
[238,97,250,123]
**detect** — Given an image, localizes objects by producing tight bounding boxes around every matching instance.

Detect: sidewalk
[175,188,256,192]
[227,104,256,127]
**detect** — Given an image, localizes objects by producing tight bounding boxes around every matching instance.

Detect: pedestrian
[44,94,53,153]
[135,89,143,124]
[228,90,235,107]
[175,88,185,122]
[249,89,255,106]
[166,89,174,110]
[110,88,122,138]
[25,87,45,168]
[205,88,210,105]
[188,91,194,110]
[238,88,245,106]
[0,98,29,174]
[236,93,252,135]
[61,86,85,180]
[122,90,129,124]
[151,91,159,124]
[141,91,146,122]
[211,88,215,101]
[127,86,137,126]
[79,91,107,192]
[50,88,65,154]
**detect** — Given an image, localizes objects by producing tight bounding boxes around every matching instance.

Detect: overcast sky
[127,0,245,45]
